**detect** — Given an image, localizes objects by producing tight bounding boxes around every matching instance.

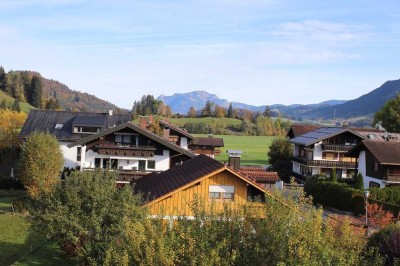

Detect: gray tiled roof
[19,110,131,142]
[290,127,366,146]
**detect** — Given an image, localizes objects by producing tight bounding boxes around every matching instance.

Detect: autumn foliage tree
[19,132,63,199]
[0,109,27,149]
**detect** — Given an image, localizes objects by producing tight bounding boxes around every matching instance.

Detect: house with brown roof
[239,167,280,190]
[141,117,224,158]
[286,124,321,139]
[133,154,266,217]
[67,122,195,182]
[347,140,400,188]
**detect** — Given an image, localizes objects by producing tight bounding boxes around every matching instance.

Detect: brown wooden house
[133,154,266,217]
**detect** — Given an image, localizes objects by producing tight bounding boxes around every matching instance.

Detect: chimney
[227,150,242,172]
[108,109,113,116]
[140,116,147,129]
[163,127,170,140]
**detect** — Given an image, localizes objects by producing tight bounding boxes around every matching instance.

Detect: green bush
[305,177,400,216]
[367,224,400,265]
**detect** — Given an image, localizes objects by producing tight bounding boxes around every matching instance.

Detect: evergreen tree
[0,66,6,91]
[263,106,271,117]
[227,103,233,118]
[354,172,364,189]
[201,100,213,117]
[29,75,43,108]
[11,99,21,112]
[0,99,7,110]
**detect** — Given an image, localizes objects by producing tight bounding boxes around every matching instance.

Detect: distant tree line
[0,66,62,111]
[131,94,172,119]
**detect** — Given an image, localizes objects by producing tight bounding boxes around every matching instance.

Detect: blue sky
[0,0,399,109]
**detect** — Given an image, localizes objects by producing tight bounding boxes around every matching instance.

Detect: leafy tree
[11,98,21,112]
[29,75,43,108]
[157,101,167,116]
[45,98,61,110]
[214,105,225,118]
[0,109,27,149]
[367,224,400,265]
[201,100,213,117]
[373,93,400,132]
[19,132,63,199]
[354,172,364,189]
[187,106,197,118]
[227,102,233,118]
[31,170,146,265]
[165,105,172,117]
[267,138,293,182]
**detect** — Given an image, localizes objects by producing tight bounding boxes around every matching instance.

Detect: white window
[209,185,234,200]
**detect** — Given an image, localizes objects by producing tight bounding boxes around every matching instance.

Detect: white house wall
[83,149,171,171]
[180,137,188,150]
[59,141,79,169]
[313,142,323,160]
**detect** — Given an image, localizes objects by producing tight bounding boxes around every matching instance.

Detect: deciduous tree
[267,138,293,182]
[373,93,400,132]
[187,106,197,118]
[19,132,63,199]
[31,170,146,265]
[0,109,27,149]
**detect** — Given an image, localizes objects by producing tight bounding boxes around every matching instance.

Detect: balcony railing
[292,156,356,169]
[321,144,354,152]
[385,174,400,182]
[95,142,156,157]
[83,168,161,182]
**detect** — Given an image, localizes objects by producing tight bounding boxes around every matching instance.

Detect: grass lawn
[195,134,278,166]
[14,241,77,266]
[0,190,75,265]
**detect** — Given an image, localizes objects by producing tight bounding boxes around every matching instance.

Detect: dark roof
[290,127,366,146]
[347,140,400,165]
[19,110,130,141]
[159,120,196,140]
[67,122,195,158]
[287,124,321,139]
[133,154,265,203]
[191,137,224,147]
[133,154,224,201]
[72,115,106,127]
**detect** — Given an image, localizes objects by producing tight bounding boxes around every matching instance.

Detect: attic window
[55,124,63,129]
[367,134,376,139]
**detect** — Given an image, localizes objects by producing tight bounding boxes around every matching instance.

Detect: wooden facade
[147,169,265,216]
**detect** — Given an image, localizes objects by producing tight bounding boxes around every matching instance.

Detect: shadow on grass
[13,241,77,266]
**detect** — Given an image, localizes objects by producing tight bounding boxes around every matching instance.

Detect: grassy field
[195,134,277,166]
[0,190,75,265]
[0,90,36,113]
[170,117,242,127]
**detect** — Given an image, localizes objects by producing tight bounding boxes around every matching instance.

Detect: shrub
[354,173,364,189]
[367,224,400,265]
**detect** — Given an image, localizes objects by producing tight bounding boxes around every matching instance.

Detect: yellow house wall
[148,171,251,216]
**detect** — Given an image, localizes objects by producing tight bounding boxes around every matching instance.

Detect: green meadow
[194,134,277,166]
[0,90,36,113]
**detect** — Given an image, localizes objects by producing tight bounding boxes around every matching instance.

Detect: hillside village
[1,65,400,263]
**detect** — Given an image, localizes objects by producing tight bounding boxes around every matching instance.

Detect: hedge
[304,177,400,216]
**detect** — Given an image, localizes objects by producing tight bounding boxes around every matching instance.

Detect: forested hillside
[0,66,125,113]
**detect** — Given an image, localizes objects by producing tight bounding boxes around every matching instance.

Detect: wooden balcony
[322,144,354,152]
[292,156,356,169]
[95,143,156,157]
[385,174,400,182]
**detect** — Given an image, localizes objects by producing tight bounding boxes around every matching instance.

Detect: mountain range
[158,79,400,122]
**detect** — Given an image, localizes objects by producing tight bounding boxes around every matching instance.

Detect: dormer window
[73,126,101,134]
